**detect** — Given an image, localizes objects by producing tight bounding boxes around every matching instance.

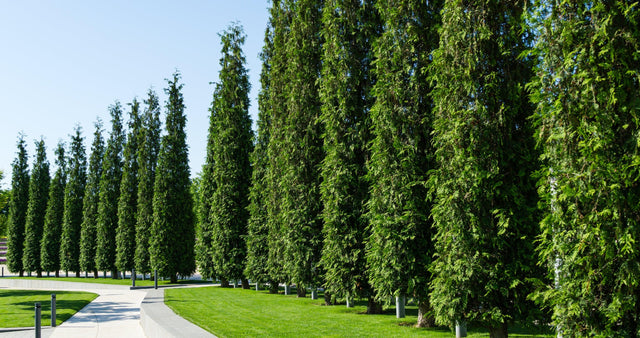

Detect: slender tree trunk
[47,271,50,277]
[170,274,177,284]
[19,270,24,277]
[75,271,80,278]
[220,277,230,288]
[111,269,118,279]
[36,270,42,278]
[416,299,435,327]
[93,269,98,279]
[297,285,306,298]
[324,291,332,306]
[488,322,508,338]
[269,281,279,294]
[241,279,250,289]
[366,297,383,314]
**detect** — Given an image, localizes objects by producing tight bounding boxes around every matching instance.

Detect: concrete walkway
[0,275,215,338]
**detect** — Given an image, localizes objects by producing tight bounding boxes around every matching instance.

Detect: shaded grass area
[165,286,554,337]
[7,276,210,287]
[0,289,97,328]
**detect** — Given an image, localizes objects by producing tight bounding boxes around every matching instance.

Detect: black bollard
[154,270,158,289]
[132,269,136,287]
[51,294,56,327]
[35,302,41,338]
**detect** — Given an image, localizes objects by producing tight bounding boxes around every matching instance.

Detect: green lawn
[8,276,209,287]
[165,286,553,337]
[0,289,97,328]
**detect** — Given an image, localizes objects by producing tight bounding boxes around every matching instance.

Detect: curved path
[0,276,214,338]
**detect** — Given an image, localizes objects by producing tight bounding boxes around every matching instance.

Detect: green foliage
[135,89,161,275]
[279,0,324,291]
[319,0,379,302]
[199,23,253,283]
[429,0,540,333]
[60,127,87,275]
[365,0,438,315]
[41,141,66,273]
[264,0,293,285]
[116,99,142,272]
[6,135,30,274]
[79,120,105,274]
[151,71,196,282]
[530,1,640,335]
[0,170,9,236]
[96,103,125,275]
[22,139,50,275]
[244,20,273,284]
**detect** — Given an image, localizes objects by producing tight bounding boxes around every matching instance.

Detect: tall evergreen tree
[319,0,379,312]
[22,138,50,277]
[245,19,274,289]
[6,135,30,276]
[264,0,293,289]
[279,0,324,297]
[199,23,253,287]
[429,1,539,335]
[135,89,161,276]
[96,103,125,278]
[80,120,105,277]
[151,72,196,283]
[530,1,640,335]
[116,99,142,274]
[365,0,439,325]
[60,127,87,277]
[40,141,66,276]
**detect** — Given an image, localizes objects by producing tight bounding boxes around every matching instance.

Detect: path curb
[140,288,215,338]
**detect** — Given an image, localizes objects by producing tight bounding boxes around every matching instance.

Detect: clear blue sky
[0,1,270,188]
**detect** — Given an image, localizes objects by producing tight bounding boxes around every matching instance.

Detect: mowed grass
[165,286,554,337]
[9,276,209,287]
[0,289,97,328]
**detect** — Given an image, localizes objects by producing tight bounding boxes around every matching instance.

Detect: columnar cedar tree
[279,0,324,297]
[59,127,87,276]
[6,135,30,276]
[429,0,539,335]
[200,23,253,287]
[135,90,161,276]
[116,99,142,273]
[264,0,292,285]
[530,1,640,335]
[244,19,274,287]
[365,0,439,325]
[22,138,50,277]
[96,103,125,277]
[41,141,66,275]
[151,72,196,283]
[319,0,379,311]
[80,120,105,276]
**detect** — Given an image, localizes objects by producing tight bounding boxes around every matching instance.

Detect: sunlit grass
[8,276,210,287]
[0,289,97,328]
[166,286,553,337]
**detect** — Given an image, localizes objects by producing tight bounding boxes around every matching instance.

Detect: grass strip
[165,286,553,337]
[0,289,97,328]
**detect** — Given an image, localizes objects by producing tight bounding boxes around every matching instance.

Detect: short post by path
[51,294,57,327]
[35,302,42,338]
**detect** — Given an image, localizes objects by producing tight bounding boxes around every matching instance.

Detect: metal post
[35,302,41,338]
[455,320,467,337]
[132,269,136,287]
[2,266,3,277]
[51,294,56,327]
[154,270,158,289]
[396,295,406,318]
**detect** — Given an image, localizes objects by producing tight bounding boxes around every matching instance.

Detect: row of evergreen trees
[6,72,193,283]
[195,1,638,337]
[5,0,639,336]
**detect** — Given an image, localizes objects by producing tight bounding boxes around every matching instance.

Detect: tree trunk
[241,279,250,289]
[366,297,383,314]
[268,281,279,294]
[170,274,177,283]
[220,277,230,288]
[47,271,50,277]
[19,270,24,277]
[488,322,508,338]
[416,299,435,327]
[296,285,306,298]
[75,271,80,278]
[111,269,118,279]
[36,270,42,278]
[324,291,332,306]
[94,269,98,279]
